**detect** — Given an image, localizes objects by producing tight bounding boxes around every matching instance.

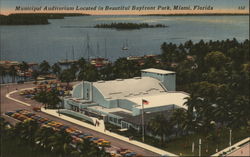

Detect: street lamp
[141,99,149,143]
[199,138,202,157]
[229,129,232,146]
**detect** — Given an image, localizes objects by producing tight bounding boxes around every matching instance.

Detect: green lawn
[104,123,250,156]
[164,127,249,156]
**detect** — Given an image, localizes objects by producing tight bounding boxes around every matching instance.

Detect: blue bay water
[0,15,249,63]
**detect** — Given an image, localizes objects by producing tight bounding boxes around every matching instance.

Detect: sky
[0,0,249,15]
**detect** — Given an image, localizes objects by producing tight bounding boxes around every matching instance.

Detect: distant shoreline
[0,13,248,25]
[0,13,89,25]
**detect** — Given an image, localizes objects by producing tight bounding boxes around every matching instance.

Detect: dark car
[125,152,137,157]
[5,112,14,116]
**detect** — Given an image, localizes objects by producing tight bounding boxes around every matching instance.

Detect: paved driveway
[1,82,161,157]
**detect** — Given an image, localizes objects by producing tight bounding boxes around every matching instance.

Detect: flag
[142,99,149,105]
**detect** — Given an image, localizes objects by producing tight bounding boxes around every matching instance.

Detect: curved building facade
[64,68,189,129]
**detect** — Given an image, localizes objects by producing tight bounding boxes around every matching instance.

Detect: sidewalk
[42,108,178,157]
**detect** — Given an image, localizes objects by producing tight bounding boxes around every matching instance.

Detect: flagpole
[141,99,145,142]
[229,129,232,146]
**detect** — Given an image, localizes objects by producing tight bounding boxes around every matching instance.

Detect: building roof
[128,92,189,110]
[141,68,175,75]
[93,77,166,100]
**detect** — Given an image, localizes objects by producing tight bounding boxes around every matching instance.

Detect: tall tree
[0,66,6,83]
[39,60,51,75]
[48,130,73,157]
[59,69,75,87]
[33,90,48,108]
[51,63,61,77]
[78,64,98,81]
[32,69,40,83]
[35,126,55,151]
[19,61,29,81]
[170,108,187,136]
[147,114,173,145]
[47,90,62,109]
[8,65,17,83]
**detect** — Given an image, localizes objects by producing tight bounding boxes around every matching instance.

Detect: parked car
[33,107,41,112]
[5,112,14,116]
[124,152,136,157]
[89,137,99,142]
[97,140,111,147]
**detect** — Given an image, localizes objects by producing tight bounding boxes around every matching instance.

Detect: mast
[86,34,90,61]
[105,39,107,59]
[66,51,68,62]
[97,42,100,58]
[122,39,128,50]
[72,46,75,61]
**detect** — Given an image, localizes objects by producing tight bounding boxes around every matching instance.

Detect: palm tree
[59,69,75,88]
[32,69,40,83]
[73,140,98,157]
[0,117,10,135]
[46,90,62,109]
[230,95,250,128]
[34,90,49,108]
[78,63,98,82]
[170,108,187,136]
[52,63,61,78]
[19,61,29,81]
[147,114,173,145]
[0,66,6,84]
[77,57,86,71]
[70,63,78,76]
[183,94,203,134]
[48,130,73,157]
[35,126,55,151]
[98,147,111,157]
[14,120,39,150]
[8,65,17,83]
[39,60,51,75]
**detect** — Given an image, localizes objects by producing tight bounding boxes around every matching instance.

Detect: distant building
[63,68,189,130]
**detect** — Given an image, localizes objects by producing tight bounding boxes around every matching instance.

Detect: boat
[58,59,77,65]
[58,48,77,65]
[90,57,110,67]
[89,39,110,67]
[122,40,129,51]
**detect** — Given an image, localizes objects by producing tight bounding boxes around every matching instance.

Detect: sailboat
[58,47,77,65]
[90,40,110,67]
[122,39,129,51]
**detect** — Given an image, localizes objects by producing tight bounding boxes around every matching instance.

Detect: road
[0,82,160,157]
